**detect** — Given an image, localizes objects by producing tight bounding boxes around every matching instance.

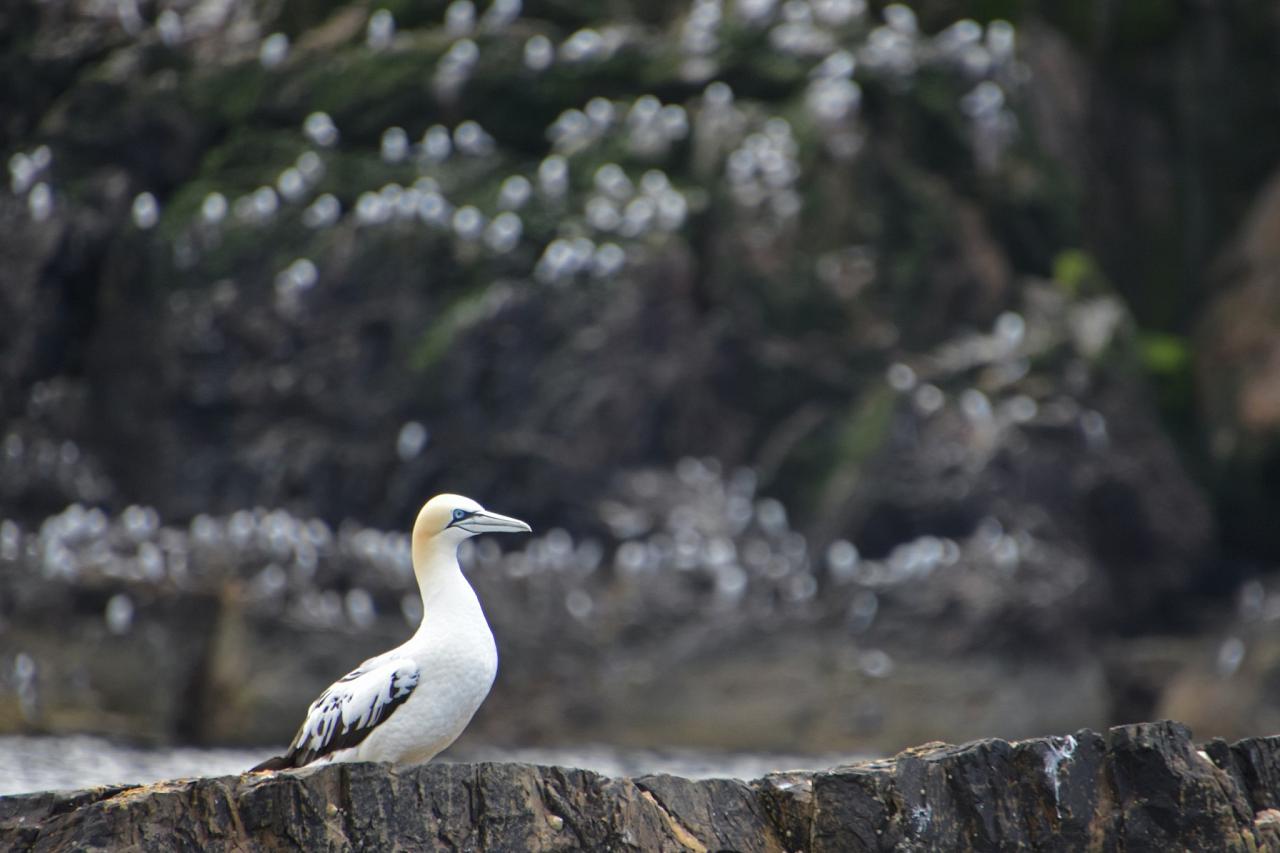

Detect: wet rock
[3,722,1278,852]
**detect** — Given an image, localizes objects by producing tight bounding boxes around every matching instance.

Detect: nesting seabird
[251,494,530,771]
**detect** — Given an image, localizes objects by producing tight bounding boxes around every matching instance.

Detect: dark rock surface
[3,722,1279,852]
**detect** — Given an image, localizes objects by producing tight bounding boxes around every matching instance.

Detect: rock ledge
[3,722,1279,851]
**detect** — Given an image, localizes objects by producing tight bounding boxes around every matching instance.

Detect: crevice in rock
[634,781,709,853]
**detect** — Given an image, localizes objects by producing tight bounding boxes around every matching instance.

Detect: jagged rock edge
[5,722,1280,851]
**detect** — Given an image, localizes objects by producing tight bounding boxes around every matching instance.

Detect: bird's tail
[249,754,292,773]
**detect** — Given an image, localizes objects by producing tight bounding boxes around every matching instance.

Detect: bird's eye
[452,509,467,521]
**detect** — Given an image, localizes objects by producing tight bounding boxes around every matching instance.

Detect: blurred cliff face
[4,1,1280,752]
[1,0,1050,532]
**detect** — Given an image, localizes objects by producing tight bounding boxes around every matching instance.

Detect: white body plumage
[311,562,498,765]
[253,495,529,771]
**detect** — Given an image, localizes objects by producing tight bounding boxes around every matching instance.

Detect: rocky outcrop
[3,722,1279,851]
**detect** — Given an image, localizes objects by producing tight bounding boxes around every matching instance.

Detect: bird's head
[412,494,532,555]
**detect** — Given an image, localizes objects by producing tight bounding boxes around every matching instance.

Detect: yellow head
[411,493,532,559]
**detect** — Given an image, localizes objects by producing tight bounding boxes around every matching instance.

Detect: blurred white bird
[251,494,530,770]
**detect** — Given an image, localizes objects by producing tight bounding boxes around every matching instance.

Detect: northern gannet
[250,494,530,771]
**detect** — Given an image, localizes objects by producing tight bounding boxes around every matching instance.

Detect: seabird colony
[251,494,531,770]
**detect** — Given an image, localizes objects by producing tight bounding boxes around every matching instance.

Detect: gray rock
[3,722,1277,852]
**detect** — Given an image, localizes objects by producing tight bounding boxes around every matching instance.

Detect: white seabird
[251,494,530,771]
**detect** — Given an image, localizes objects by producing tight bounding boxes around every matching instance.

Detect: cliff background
[5,0,1280,790]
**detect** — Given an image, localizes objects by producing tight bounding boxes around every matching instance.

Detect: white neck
[411,539,487,639]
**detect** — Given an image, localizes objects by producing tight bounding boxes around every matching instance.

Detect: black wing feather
[250,657,419,771]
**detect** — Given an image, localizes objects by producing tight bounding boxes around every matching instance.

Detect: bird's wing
[279,655,420,766]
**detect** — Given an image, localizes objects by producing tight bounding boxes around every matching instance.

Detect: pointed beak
[464,510,532,535]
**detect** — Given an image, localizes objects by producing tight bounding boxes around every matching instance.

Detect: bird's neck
[411,541,485,637]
